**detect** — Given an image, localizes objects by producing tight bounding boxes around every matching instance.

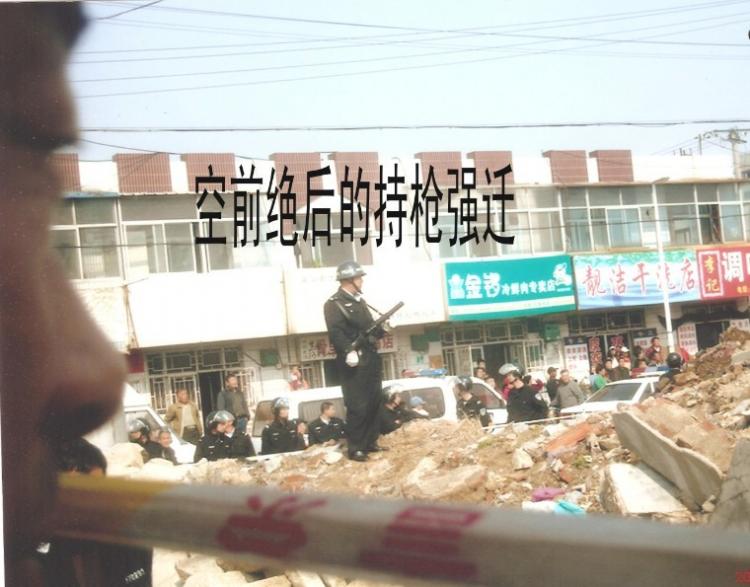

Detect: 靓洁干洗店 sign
[573,250,700,310]
[444,255,576,320]
[697,245,750,300]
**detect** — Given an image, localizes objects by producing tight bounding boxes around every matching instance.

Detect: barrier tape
[54,474,750,587]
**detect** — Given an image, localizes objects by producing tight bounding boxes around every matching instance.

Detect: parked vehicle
[559,376,660,416]
[250,376,508,454]
[87,383,196,464]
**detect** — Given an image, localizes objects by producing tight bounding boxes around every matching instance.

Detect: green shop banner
[444,255,576,320]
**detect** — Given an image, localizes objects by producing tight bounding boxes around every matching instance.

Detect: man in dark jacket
[455,376,491,427]
[261,398,306,455]
[128,419,162,462]
[323,261,388,462]
[194,414,230,462]
[216,374,250,434]
[378,386,419,435]
[545,367,559,404]
[609,356,632,382]
[506,371,548,423]
[308,401,347,445]
[216,410,255,458]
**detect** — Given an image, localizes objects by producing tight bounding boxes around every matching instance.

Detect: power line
[79,119,750,132]
[95,0,163,21]
[78,138,271,161]
[77,0,744,54]
[73,14,750,97]
[69,10,750,84]
[128,0,748,33]
[71,11,750,65]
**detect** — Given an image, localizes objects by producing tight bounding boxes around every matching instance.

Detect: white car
[250,376,508,454]
[559,376,660,416]
[87,384,196,464]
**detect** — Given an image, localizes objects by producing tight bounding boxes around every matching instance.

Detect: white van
[250,376,507,454]
[87,384,196,464]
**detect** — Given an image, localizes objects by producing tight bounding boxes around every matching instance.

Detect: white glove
[346,350,360,367]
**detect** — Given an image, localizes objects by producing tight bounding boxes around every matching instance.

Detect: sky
[69,0,750,162]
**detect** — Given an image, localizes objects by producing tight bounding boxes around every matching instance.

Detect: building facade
[49,148,750,419]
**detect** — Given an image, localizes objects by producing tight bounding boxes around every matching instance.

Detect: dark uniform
[130,437,163,463]
[656,368,680,393]
[193,432,229,462]
[378,405,404,435]
[226,431,256,458]
[507,384,548,423]
[324,288,386,455]
[457,396,491,427]
[307,416,346,445]
[261,420,306,455]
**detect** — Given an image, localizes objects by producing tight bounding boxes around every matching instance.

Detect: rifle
[348,301,404,352]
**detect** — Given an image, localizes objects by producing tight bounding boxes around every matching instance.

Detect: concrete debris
[286,570,327,587]
[175,554,224,581]
[612,410,723,507]
[184,570,249,587]
[710,439,750,532]
[139,331,750,586]
[103,442,144,477]
[599,463,688,517]
[249,578,292,587]
[402,458,486,500]
[324,451,344,465]
[512,449,534,470]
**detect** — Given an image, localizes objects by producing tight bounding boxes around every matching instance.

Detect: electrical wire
[95,0,163,21]
[79,119,750,132]
[77,0,746,54]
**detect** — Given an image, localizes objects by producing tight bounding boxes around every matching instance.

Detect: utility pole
[651,177,674,353]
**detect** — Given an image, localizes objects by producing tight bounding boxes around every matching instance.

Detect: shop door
[696,322,723,351]
[483,343,508,380]
[198,371,223,417]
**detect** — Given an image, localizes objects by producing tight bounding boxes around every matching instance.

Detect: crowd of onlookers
[128,340,691,465]
[471,336,689,422]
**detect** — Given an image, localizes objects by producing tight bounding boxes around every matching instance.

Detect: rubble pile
[111,329,750,586]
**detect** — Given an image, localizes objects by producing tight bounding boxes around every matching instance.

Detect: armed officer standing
[323,261,388,462]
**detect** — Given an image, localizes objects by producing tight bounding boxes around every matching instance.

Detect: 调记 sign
[444,255,576,320]
[697,245,750,300]
[573,250,700,310]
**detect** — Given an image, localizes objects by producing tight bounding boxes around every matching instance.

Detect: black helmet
[666,352,683,369]
[382,384,404,403]
[272,397,290,416]
[336,261,366,282]
[128,418,149,436]
[456,376,473,393]
[213,410,235,424]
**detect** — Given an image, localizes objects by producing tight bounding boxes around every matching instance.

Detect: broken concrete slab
[512,449,533,470]
[600,463,688,516]
[612,411,723,507]
[402,457,486,500]
[286,570,327,587]
[546,421,593,455]
[175,554,224,581]
[710,439,750,532]
[632,399,696,439]
[249,577,292,587]
[184,570,249,587]
[673,422,734,473]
